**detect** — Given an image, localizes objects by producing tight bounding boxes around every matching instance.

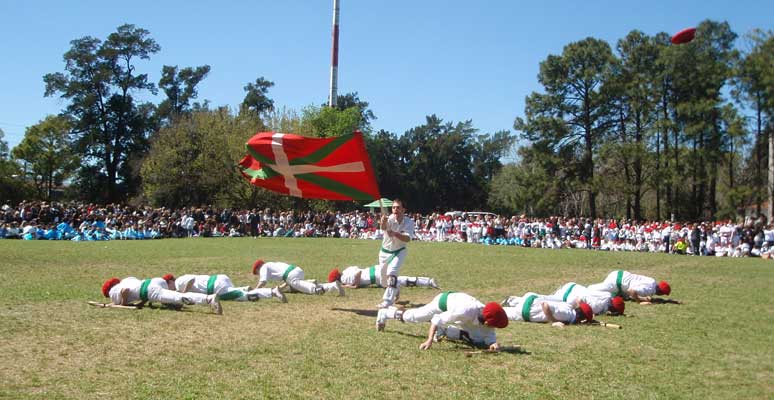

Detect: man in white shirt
[376,291,508,351]
[101,274,222,314]
[538,282,625,315]
[252,260,344,296]
[501,292,594,326]
[588,270,671,303]
[174,274,286,303]
[377,199,415,308]
[327,266,439,289]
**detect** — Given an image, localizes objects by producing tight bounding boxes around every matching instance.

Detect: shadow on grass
[444,343,531,356]
[649,298,683,305]
[331,302,429,318]
[331,308,379,317]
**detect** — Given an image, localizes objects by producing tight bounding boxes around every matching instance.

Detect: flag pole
[328,0,340,108]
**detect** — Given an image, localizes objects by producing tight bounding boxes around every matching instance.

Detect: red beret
[577,302,594,323]
[162,274,175,281]
[252,259,265,275]
[328,268,342,283]
[482,302,508,329]
[658,281,671,296]
[610,296,625,315]
[102,278,121,298]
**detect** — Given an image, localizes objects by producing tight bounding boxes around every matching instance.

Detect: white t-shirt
[381,214,415,251]
[430,292,496,345]
[503,293,577,323]
[258,261,296,283]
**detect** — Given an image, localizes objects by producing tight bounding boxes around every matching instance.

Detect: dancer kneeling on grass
[376,291,508,351]
[587,270,671,303]
[101,274,223,315]
[327,266,440,290]
[175,274,287,303]
[252,260,344,296]
[501,292,594,326]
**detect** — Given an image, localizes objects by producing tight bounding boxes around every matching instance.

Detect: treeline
[0,21,772,219]
[499,21,774,221]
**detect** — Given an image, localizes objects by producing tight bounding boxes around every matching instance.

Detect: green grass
[0,238,772,399]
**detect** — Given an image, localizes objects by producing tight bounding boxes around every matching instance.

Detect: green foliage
[0,239,772,398]
[394,115,513,212]
[157,64,211,124]
[304,105,362,138]
[516,37,617,218]
[241,76,275,117]
[141,108,268,208]
[11,115,78,200]
[43,24,160,202]
[328,91,377,132]
[0,129,30,203]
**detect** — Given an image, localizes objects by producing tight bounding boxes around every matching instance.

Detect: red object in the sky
[671,27,696,44]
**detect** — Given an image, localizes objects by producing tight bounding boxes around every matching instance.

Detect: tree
[241,77,275,117]
[43,24,160,202]
[0,129,29,204]
[734,29,774,221]
[515,38,616,218]
[0,128,8,159]
[157,64,211,124]
[327,92,377,132]
[11,115,78,200]
[608,30,660,221]
[141,108,269,208]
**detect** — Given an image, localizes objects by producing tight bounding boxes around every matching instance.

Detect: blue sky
[0,1,771,150]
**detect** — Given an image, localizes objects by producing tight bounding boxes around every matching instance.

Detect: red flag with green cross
[238,131,381,201]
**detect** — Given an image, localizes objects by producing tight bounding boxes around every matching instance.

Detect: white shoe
[501,296,516,307]
[272,287,287,303]
[376,309,387,332]
[207,294,223,315]
[429,278,440,290]
[434,326,447,342]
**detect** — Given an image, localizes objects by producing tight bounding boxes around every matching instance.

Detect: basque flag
[239,131,381,201]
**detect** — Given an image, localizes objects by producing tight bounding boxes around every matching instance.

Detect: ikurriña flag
[238,131,381,201]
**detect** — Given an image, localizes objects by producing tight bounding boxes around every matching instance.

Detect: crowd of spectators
[2,200,773,259]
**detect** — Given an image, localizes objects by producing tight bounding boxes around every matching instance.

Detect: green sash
[282,265,297,281]
[368,266,376,286]
[380,247,405,255]
[206,275,218,295]
[562,283,577,302]
[615,270,624,296]
[522,294,538,322]
[139,279,152,302]
[439,291,455,312]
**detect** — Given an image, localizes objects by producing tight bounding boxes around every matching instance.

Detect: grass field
[1,237,772,399]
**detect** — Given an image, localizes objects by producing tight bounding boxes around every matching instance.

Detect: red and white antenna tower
[328,0,340,107]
